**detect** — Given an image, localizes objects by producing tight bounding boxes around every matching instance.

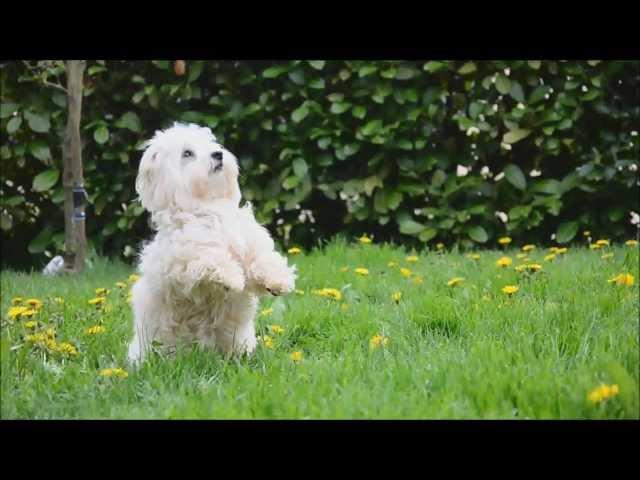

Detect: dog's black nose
[212,151,223,161]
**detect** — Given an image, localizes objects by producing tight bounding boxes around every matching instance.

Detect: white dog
[127,123,296,364]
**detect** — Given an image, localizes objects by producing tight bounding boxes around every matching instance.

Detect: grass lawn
[1,238,638,419]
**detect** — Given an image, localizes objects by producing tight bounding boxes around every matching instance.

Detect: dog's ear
[224,153,241,206]
[136,142,170,212]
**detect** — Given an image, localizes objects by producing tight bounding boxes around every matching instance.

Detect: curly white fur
[127,123,296,364]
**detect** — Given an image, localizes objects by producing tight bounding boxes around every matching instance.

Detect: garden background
[1,60,639,270]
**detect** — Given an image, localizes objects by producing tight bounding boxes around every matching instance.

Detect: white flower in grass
[631,131,638,137]
[494,172,505,182]
[456,165,470,177]
[629,164,638,172]
[276,218,284,226]
[495,211,508,223]
[480,166,492,179]
[529,169,542,177]
[493,104,499,112]
[582,85,588,92]
[544,94,550,100]
[479,114,485,122]
[414,209,422,216]
[517,103,525,110]
[504,68,511,76]
[631,211,640,226]
[466,127,480,137]
[551,233,556,240]
[501,143,512,151]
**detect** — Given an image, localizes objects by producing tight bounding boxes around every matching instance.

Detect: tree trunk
[62,60,87,273]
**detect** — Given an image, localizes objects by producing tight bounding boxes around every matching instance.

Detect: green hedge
[1,60,639,269]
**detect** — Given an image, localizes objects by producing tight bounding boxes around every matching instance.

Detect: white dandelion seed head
[629,163,638,172]
[631,211,640,225]
[544,94,550,100]
[414,208,422,216]
[495,211,508,223]
[480,166,492,179]
[456,165,470,177]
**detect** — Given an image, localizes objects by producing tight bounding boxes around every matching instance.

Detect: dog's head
[136,123,241,212]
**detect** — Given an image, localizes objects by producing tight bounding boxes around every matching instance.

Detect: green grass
[2,239,638,419]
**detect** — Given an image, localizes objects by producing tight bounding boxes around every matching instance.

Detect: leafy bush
[1,60,638,269]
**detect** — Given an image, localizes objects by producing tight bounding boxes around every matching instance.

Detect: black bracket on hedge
[72,184,88,222]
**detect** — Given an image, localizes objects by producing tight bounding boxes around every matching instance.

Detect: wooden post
[62,60,87,273]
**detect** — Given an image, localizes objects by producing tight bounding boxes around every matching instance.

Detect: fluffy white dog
[127,123,296,364]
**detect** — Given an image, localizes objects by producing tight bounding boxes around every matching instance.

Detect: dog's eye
[182,149,194,159]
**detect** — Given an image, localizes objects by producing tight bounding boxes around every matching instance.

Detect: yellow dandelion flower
[99,368,128,378]
[516,263,542,273]
[269,324,285,335]
[608,273,635,286]
[128,274,140,284]
[589,244,601,250]
[436,243,445,250]
[258,335,274,349]
[7,306,28,320]
[405,255,419,263]
[496,257,513,268]
[313,288,342,301]
[601,253,614,260]
[115,282,127,289]
[555,247,568,254]
[400,267,412,278]
[95,288,109,296]
[45,327,56,338]
[446,277,464,287]
[466,253,480,260]
[388,261,398,268]
[11,297,24,305]
[340,266,349,272]
[88,297,106,306]
[295,289,305,295]
[85,325,106,335]
[588,383,619,404]
[583,230,591,237]
[52,297,64,304]
[260,307,273,317]
[544,254,556,262]
[287,247,302,255]
[358,235,372,245]
[26,298,43,310]
[369,334,389,350]
[595,239,610,247]
[391,292,402,303]
[498,237,512,245]
[549,247,559,253]
[501,285,519,295]
[290,351,303,362]
[625,239,638,247]
[57,342,78,356]
[522,244,536,252]
[354,267,369,276]
[24,320,38,329]
[20,308,37,318]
